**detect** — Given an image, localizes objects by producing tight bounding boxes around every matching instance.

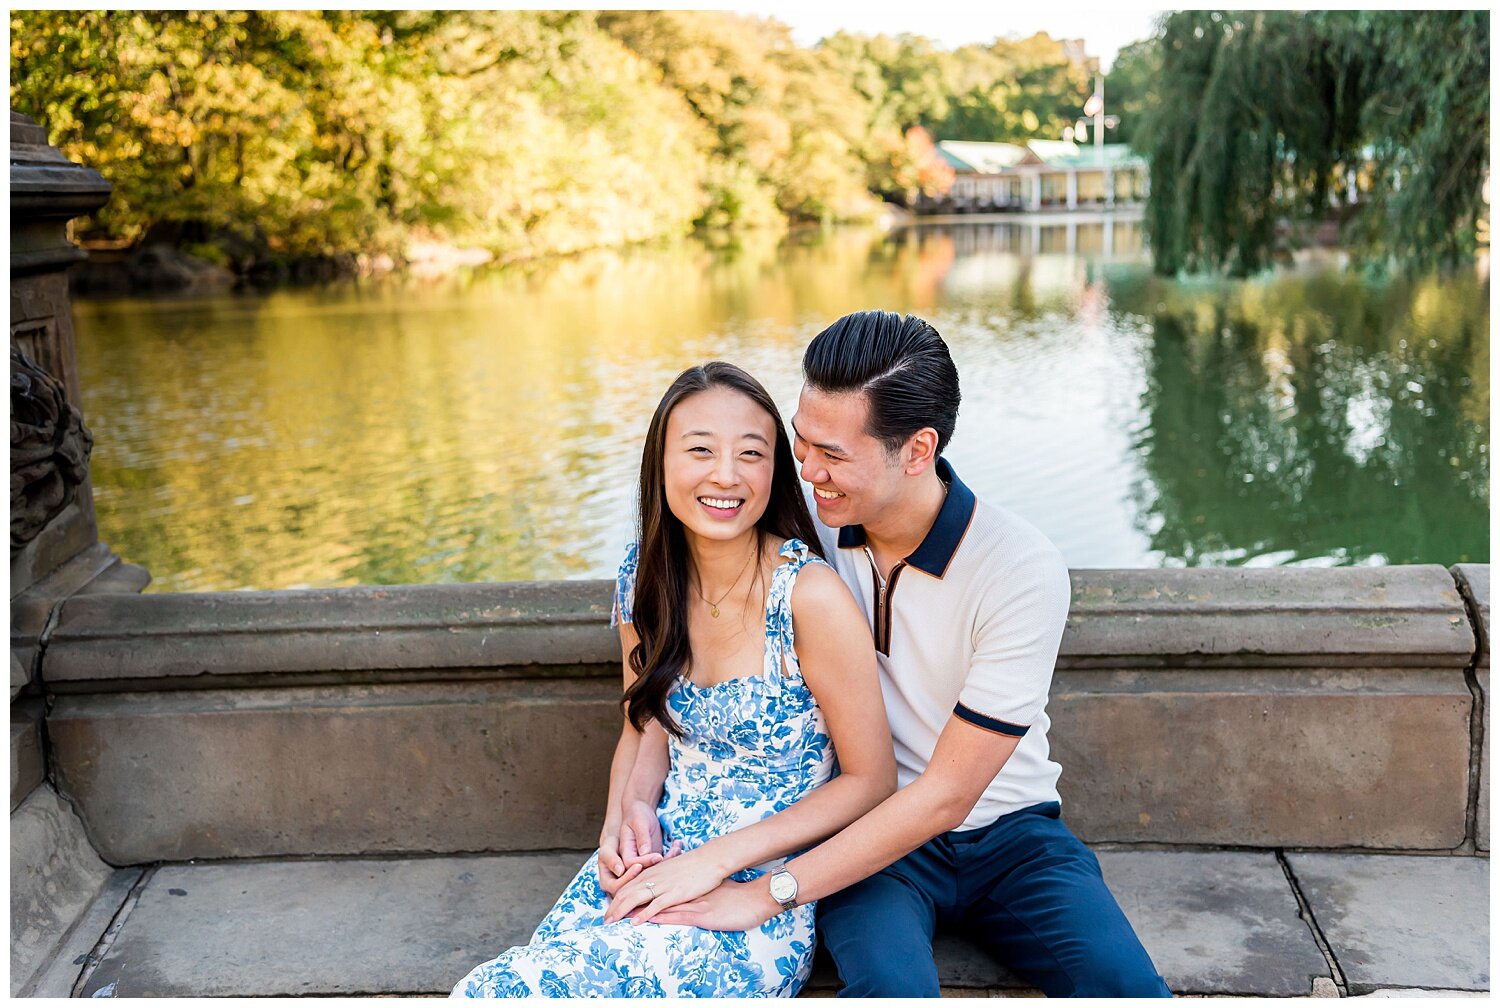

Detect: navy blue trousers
[817,802,1171,997]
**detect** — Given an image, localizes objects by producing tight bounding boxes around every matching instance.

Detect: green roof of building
[1043,143,1144,169]
[1025,139,1080,162]
[936,137,1145,173]
[937,140,1029,174]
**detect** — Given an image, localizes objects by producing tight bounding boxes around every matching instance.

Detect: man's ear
[903,428,940,475]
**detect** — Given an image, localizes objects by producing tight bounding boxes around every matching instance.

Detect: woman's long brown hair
[624,361,823,738]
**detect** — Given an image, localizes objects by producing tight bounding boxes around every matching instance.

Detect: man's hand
[619,799,667,870]
[647,879,781,933]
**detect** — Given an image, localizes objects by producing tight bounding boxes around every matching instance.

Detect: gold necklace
[694,542,757,618]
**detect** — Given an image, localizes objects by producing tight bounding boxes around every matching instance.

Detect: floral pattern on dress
[610,540,639,628]
[452,538,834,999]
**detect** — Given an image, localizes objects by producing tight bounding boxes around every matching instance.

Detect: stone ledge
[9,111,112,227]
[44,581,618,688]
[1354,990,1488,998]
[1063,566,1475,668]
[40,566,1480,692]
[11,652,30,701]
[1054,668,1472,849]
[9,496,100,601]
[1097,850,1328,996]
[48,680,621,864]
[47,668,1473,861]
[36,565,1488,860]
[12,541,151,697]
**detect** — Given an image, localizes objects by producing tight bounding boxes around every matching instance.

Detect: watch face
[770,871,797,901]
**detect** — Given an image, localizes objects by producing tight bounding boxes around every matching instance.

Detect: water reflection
[1110,264,1489,566]
[72,223,1486,592]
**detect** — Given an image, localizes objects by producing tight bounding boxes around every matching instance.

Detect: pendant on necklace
[710,605,721,618]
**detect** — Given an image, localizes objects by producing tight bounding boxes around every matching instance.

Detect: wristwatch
[768,866,799,911]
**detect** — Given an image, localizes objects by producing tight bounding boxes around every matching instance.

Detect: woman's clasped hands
[597,797,737,926]
[598,798,681,895]
[602,837,733,926]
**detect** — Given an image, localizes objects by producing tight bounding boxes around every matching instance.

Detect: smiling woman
[624,363,824,733]
[449,361,896,998]
[665,387,775,536]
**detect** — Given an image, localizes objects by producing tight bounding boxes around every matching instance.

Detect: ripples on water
[71,221,1488,592]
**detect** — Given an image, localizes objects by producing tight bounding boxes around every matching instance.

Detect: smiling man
[651,310,1171,997]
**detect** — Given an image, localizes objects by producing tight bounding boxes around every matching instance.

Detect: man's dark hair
[802,310,960,455]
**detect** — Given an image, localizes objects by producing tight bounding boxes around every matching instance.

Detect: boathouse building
[925,138,1148,214]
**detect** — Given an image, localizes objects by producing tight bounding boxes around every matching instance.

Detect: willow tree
[1141,10,1489,276]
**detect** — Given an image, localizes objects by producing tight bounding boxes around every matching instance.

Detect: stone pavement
[32,848,1488,998]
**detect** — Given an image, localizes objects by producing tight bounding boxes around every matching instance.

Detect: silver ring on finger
[644,881,657,894]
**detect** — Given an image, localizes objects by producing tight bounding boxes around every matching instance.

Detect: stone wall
[33,564,1489,865]
[10,110,154,995]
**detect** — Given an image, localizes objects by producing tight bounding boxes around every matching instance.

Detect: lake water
[71,220,1489,593]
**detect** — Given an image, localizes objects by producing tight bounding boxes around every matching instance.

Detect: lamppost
[1068,75,1123,209]
[1079,73,1120,163]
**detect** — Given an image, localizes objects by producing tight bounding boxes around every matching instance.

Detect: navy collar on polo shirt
[836,457,977,578]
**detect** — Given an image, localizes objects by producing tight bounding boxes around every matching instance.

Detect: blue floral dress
[451,538,836,998]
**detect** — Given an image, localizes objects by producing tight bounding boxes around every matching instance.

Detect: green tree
[1140,10,1489,276]
[1328,11,1491,268]
[1104,36,1161,147]
[817,31,1094,145]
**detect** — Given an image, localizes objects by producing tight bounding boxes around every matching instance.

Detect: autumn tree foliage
[883,127,957,205]
[11,11,1097,264]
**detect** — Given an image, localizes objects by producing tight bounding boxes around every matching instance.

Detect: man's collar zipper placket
[863,545,905,657]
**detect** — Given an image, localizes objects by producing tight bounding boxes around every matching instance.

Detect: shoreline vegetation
[64,210,919,296]
[12,10,1489,292]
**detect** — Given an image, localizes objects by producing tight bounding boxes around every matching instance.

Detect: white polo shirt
[810,458,1071,831]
